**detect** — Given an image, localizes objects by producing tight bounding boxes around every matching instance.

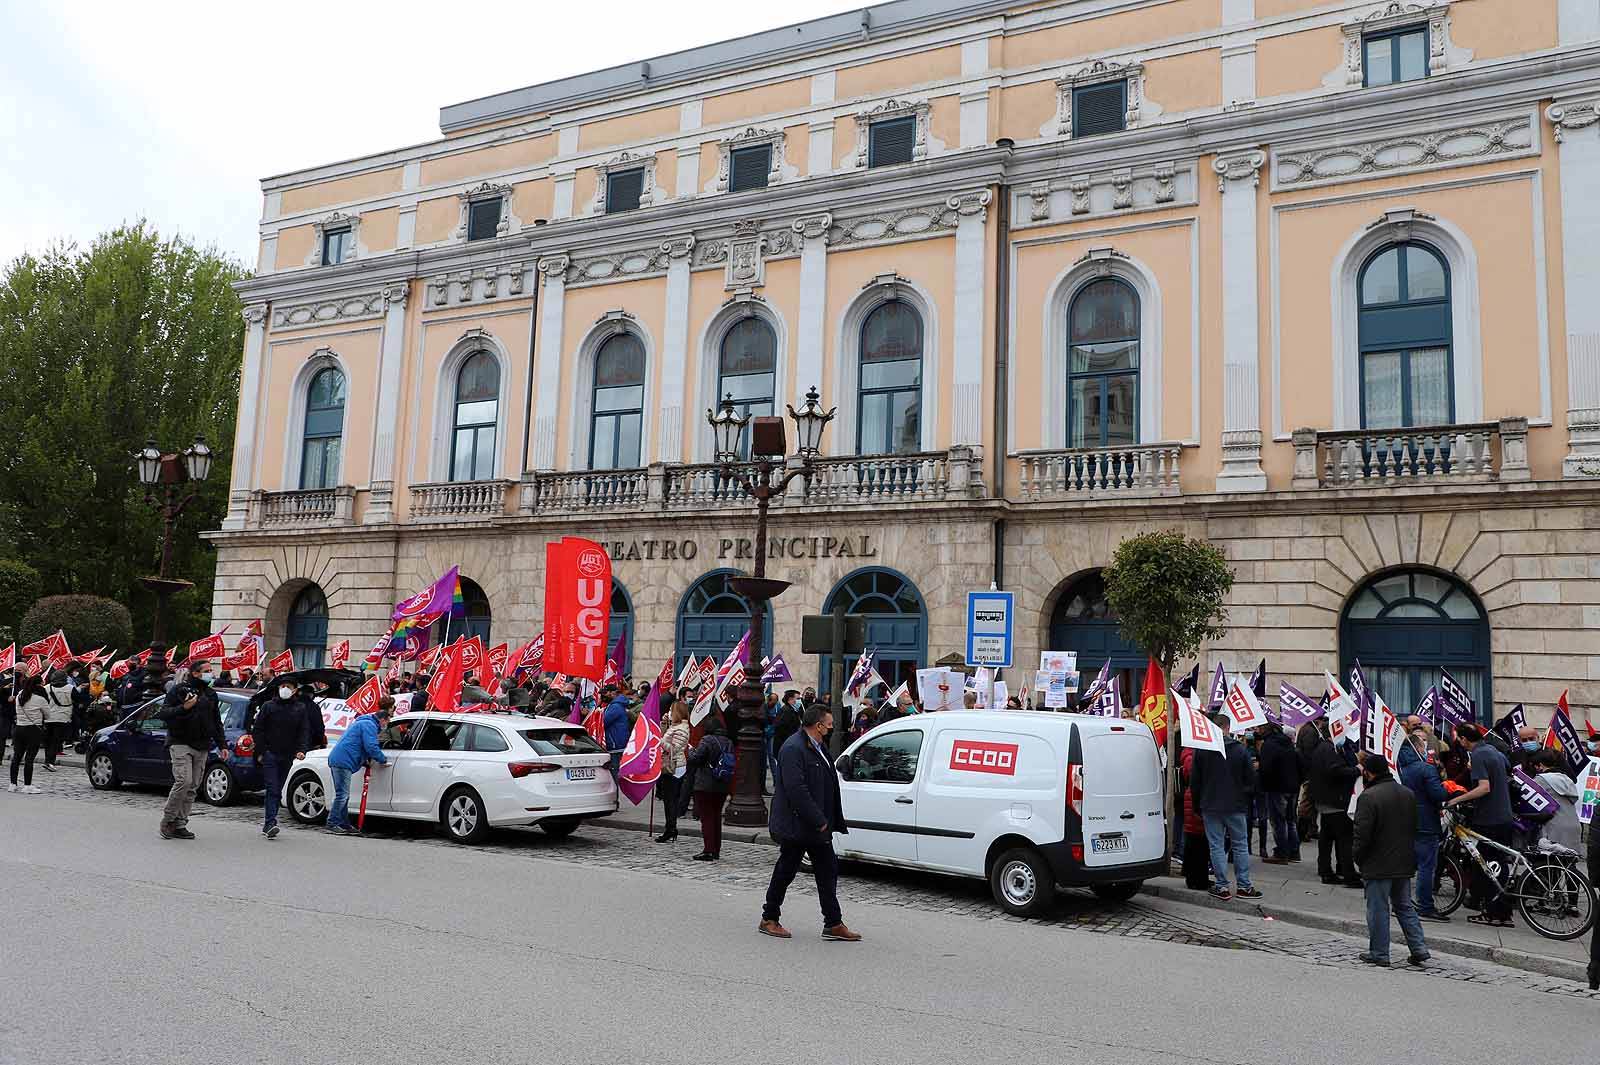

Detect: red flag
[543,537,611,682]
[427,640,467,714]
[346,675,383,717]
[267,649,294,674]
[484,642,508,689]
[1138,656,1169,749]
[189,633,226,663]
[582,705,606,747]
[330,639,351,669]
[0,644,13,672]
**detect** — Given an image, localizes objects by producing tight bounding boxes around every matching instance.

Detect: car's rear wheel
[202,763,237,806]
[538,817,581,838]
[1090,881,1142,903]
[87,751,119,790]
[288,773,327,824]
[441,787,490,844]
[990,847,1055,917]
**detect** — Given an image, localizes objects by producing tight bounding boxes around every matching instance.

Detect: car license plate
[1091,833,1129,854]
[566,767,597,781]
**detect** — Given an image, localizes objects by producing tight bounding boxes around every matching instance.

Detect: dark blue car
[85,689,263,805]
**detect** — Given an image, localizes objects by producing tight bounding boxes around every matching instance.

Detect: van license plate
[566,767,596,781]
[1091,833,1129,854]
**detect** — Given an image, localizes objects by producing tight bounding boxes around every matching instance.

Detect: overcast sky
[0,0,856,271]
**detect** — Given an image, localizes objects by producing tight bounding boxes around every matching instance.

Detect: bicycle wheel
[1433,853,1466,916]
[1515,860,1595,941]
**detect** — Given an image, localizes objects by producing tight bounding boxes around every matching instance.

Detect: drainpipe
[991,146,1013,593]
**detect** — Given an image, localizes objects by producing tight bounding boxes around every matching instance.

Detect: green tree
[0,224,246,644]
[19,595,134,659]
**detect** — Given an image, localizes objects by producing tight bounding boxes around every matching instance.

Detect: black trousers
[763,835,843,930]
[1318,811,1355,880]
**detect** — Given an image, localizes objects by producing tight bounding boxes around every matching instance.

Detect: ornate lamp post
[708,386,834,826]
[135,436,213,644]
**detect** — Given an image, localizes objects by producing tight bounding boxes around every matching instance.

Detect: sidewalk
[596,796,1591,981]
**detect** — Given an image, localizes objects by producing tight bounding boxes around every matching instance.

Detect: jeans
[260,752,288,829]
[763,835,843,929]
[327,765,354,829]
[1266,792,1300,858]
[1413,835,1441,912]
[1203,811,1252,891]
[1318,811,1355,880]
[1364,876,1428,961]
[162,745,207,828]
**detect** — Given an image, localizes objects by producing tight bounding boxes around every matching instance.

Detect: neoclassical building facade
[210,0,1600,724]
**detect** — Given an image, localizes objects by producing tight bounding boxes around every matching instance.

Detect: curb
[1138,877,1588,983]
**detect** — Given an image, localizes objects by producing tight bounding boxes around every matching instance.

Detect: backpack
[710,738,736,783]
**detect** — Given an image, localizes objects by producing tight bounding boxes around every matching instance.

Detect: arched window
[1340,569,1489,720]
[300,367,346,490]
[1357,242,1452,429]
[287,585,328,668]
[450,352,500,482]
[1047,570,1145,706]
[717,317,776,458]
[590,333,646,470]
[821,568,926,698]
[858,301,923,456]
[433,577,492,646]
[675,570,771,674]
[1067,279,1139,448]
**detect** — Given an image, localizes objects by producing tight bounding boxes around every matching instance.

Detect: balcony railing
[253,487,352,527]
[1292,418,1530,488]
[1016,443,1183,501]
[409,479,513,521]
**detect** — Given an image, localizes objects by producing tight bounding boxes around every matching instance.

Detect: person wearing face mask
[250,682,311,839]
[1398,723,1450,921]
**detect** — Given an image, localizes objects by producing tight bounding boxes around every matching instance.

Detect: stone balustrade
[253,486,353,527]
[1015,443,1183,500]
[1291,418,1529,488]
[409,479,514,521]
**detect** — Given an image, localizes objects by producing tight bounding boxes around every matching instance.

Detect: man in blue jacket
[1398,732,1450,920]
[760,705,861,942]
[602,691,631,776]
[325,703,392,834]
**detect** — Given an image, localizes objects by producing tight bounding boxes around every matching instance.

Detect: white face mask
[278,687,296,701]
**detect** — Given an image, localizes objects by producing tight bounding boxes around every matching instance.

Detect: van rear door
[1080,727,1165,867]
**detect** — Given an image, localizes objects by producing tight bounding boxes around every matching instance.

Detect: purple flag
[1207,663,1228,709]
[1492,704,1527,749]
[761,653,793,685]
[1278,681,1325,727]
[1438,669,1474,727]
[1414,685,1439,730]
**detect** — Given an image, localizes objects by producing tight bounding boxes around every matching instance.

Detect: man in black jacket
[760,705,861,942]
[1353,755,1429,967]
[250,681,311,839]
[1190,715,1262,901]
[1256,723,1301,864]
[157,675,228,840]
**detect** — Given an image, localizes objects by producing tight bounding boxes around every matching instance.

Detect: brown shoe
[757,919,791,939]
[822,924,862,942]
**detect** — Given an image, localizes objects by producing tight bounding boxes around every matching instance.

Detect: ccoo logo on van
[949,739,1019,776]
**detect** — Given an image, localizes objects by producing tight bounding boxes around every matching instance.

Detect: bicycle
[1429,806,1594,941]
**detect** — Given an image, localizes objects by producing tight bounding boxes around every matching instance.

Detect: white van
[833,710,1167,916]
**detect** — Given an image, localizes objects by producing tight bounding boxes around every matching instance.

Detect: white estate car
[283,710,617,843]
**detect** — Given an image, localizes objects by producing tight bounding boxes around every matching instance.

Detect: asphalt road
[1,777,1595,1065]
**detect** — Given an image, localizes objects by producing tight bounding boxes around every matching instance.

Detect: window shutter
[1072,81,1127,138]
[728,145,771,192]
[467,199,501,241]
[868,116,917,167]
[606,169,644,213]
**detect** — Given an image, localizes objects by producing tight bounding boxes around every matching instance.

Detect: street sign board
[965,590,1014,668]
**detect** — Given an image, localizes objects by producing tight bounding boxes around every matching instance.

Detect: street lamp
[706,386,834,827]
[135,435,214,645]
